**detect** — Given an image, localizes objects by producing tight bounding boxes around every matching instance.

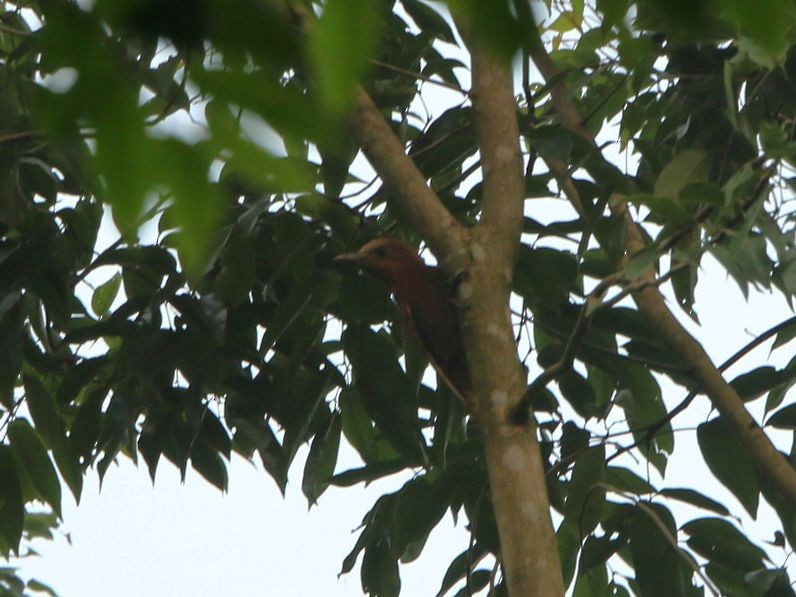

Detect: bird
[335,237,473,410]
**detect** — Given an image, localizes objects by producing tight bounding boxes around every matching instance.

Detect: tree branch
[606,314,796,465]
[347,88,467,262]
[466,34,525,269]
[449,17,565,597]
[525,23,796,506]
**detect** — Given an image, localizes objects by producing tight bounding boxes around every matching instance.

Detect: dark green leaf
[767,404,796,429]
[7,419,61,518]
[392,475,450,557]
[436,545,486,597]
[660,488,730,516]
[310,0,379,115]
[730,366,785,402]
[0,445,23,556]
[402,0,455,43]
[631,503,697,596]
[302,413,342,506]
[342,326,427,464]
[564,445,605,536]
[697,418,759,517]
[90,272,121,317]
[604,466,655,495]
[361,539,400,597]
[683,517,767,572]
[190,440,228,492]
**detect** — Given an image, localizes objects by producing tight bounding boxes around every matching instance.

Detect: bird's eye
[370,247,387,258]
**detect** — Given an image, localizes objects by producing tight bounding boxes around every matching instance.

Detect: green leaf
[7,419,62,518]
[361,539,400,597]
[214,233,256,306]
[0,301,24,408]
[730,366,785,402]
[0,445,23,556]
[436,544,486,597]
[302,413,342,506]
[660,488,730,516]
[623,246,659,280]
[559,370,599,419]
[26,578,58,596]
[618,364,673,467]
[654,149,710,198]
[766,404,796,429]
[159,140,221,274]
[330,459,406,487]
[342,326,427,464]
[190,440,228,492]
[564,445,605,536]
[772,317,796,350]
[70,387,108,463]
[631,503,697,596]
[683,517,767,571]
[23,374,63,453]
[23,374,82,503]
[697,418,759,517]
[557,523,580,588]
[310,0,380,115]
[604,466,655,495]
[91,272,121,317]
[392,475,450,558]
[402,0,456,43]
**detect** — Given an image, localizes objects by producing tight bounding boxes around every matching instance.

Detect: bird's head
[335,237,426,286]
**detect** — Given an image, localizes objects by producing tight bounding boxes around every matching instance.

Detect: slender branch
[0,130,42,145]
[510,283,610,423]
[370,59,469,95]
[0,22,33,37]
[607,314,796,465]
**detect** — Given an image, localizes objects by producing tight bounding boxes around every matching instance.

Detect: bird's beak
[334,252,362,264]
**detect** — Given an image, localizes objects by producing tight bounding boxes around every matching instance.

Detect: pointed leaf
[697,418,759,517]
[7,419,61,518]
[0,445,23,556]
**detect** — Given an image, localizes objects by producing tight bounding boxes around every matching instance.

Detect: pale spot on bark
[471,243,486,261]
[458,281,473,300]
[495,146,515,161]
[487,322,501,336]
[522,501,540,522]
[504,267,512,282]
[502,445,525,471]
[491,389,508,407]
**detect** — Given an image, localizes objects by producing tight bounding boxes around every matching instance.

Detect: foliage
[0,0,795,595]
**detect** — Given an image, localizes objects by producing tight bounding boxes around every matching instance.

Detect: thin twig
[370,58,469,95]
[510,276,617,423]
[620,492,721,597]
[606,314,796,465]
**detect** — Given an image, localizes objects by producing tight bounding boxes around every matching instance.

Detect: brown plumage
[336,238,473,408]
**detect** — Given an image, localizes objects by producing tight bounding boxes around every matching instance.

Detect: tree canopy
[2,0,796,595]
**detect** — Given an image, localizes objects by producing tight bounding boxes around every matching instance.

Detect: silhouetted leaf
[697,418,759,517]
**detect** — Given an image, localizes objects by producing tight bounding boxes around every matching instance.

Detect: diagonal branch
[525,23,796,505]
[606,314,796,466]
[347,88,467,261]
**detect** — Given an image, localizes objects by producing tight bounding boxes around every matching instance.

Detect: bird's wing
[401,272,473,405]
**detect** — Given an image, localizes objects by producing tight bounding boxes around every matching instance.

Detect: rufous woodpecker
[335,238,474,410]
